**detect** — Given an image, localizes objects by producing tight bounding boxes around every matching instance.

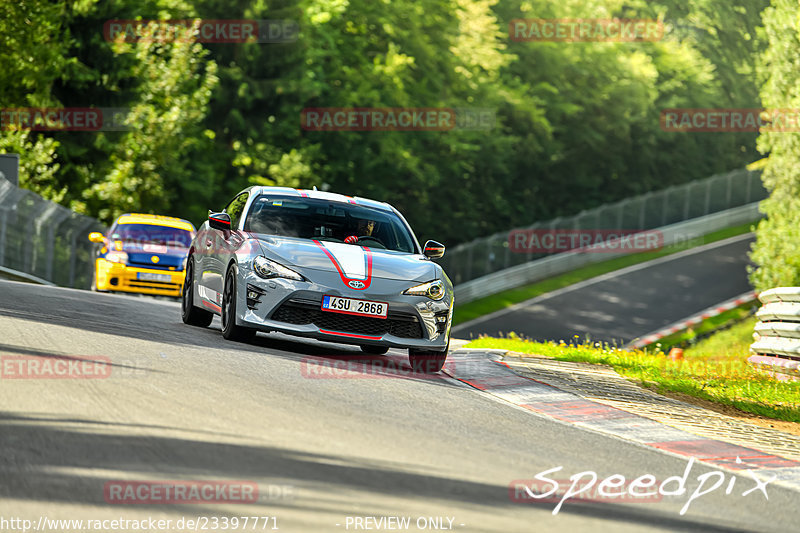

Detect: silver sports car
[181,187,454,372]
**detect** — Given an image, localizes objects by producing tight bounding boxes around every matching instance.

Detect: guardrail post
[639,193,649,229]
[465,245,473,282]
[44,210,72,282]
[683,183,691,220]
[30,203,59,278]
[726,173,733,207]
[69,219,95,288]
[745,171,753,204]
[0,208,6,267]
[23,198,50,274]
[485,238,493,276]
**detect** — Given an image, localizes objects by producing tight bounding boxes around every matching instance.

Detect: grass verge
[453,222,756,327]
[464,322,800,423]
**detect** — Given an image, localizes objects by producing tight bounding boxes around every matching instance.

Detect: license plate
[137,272,172,282]
[321,296,388,318]
[143,244,167,253]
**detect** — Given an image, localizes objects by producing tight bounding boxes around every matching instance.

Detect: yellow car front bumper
[94,259,184,297]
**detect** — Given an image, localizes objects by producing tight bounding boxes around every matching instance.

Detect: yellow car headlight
[105,251,128,264]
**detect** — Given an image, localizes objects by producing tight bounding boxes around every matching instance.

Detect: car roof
[114,213,196,232]
[248,187,395,213]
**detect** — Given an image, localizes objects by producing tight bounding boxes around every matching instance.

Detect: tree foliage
[0,0,771,247]
[749,0,800,290]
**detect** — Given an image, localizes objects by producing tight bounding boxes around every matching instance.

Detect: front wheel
[409,341,449,373]
[181,257,213,327]
[221,265,256,342]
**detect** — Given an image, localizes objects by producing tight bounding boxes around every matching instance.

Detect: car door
[195,217,219,309]
[206,192,249,302]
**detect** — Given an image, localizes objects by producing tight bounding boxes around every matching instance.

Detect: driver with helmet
[344,219,376,244]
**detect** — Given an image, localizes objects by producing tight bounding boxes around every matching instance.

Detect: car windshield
[110,223,193,248]
[243,195,417,253]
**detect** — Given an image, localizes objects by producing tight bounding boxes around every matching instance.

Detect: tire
[221,265,256,342]
[360,345,389,355]
[181,256,213,327]
[409,340,449,373]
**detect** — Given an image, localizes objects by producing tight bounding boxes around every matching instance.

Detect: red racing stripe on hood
[313,240,373,290]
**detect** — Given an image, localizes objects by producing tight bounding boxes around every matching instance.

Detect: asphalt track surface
[0,278,798,532]
[453,234,756,345]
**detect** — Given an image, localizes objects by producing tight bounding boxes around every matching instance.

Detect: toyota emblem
[348,280,365,289]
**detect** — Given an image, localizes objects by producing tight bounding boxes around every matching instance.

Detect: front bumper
[94,259,184,297]
[236,268,452,350]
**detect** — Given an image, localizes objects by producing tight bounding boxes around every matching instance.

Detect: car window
[243,195,417,253]
[224,193,249,230]
[109,223,193,248]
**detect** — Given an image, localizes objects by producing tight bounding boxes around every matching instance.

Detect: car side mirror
[423,240,445,259]
[88,232,106,244]
[208,212,231,231]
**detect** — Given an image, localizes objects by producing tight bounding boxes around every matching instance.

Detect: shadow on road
[0,410,750,532]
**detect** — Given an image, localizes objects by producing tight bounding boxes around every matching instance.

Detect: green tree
[749,0,800,290]
[82,22,218,222]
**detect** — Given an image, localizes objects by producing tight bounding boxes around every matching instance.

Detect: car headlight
[403,279,445,300]
[105,251,128,264]
[253,256,304,281]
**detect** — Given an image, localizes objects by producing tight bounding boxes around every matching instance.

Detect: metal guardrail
[455,202,762,304]
[749,288,800,380]
[0,175,106,289]
[0,167,766,295]
[440,167,766,286]
[627,290,758,350]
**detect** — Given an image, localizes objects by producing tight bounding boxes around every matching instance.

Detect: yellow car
[88,213,196,297]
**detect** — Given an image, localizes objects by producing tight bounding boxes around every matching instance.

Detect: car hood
[250,234,436,282]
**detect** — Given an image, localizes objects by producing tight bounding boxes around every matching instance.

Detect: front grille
[127,261,177,271]
[126,280,181,291]
[271,299,423,339]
